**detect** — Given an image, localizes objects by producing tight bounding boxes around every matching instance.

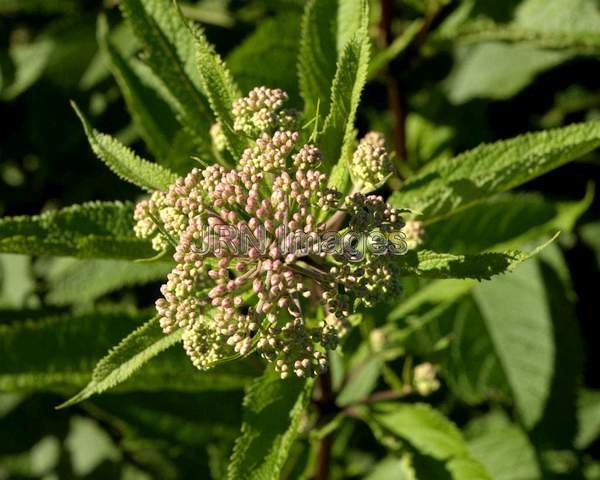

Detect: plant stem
[314,370,335,480]
[380,0,408,174]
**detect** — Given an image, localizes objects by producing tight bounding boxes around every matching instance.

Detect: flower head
[134,88,409,378]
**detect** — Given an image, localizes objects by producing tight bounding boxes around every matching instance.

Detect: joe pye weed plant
[1,0,600,479]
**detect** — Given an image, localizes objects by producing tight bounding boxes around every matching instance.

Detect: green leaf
[0,309,151,392]
[119,0,214,154]
[227,370,314,480]
[365,455,416,480]
[435,0,600,57]
[0,309,254,395]
[437,21,600,54]
[0,254,34,308]
[227,13,302,106]
[437,0,600,102]
[389,122,600,223]
[98,15,185,164]
[466,412,541,480]
[319,4,370,188]
[396,236,554,280]
[444,43,568,103]
[72,102,177,192]
[371,403,492,479]
[1,37,54,101]
[0,201,155,260]
[336,352,383,407]
[187,20,245,159]
[46,259,172,305]
[59,316,182,407]
[529,246,581,447]
[298,0,338,122]
[576,389,600,449]
[472,259,555,428]
[336,0,368,52]
[425,188,593,253]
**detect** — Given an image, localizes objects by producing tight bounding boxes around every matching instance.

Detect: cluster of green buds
[134,87,413,378]
[413,362,440,396]
[350,131,393,192]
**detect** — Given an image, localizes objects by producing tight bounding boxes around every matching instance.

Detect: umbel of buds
[134,87,411,379]
[351,131,393,192]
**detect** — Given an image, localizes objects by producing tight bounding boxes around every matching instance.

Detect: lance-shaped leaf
[187,20,246,159]
[0,309,151,392]
[73,103,177,192]
[46,259,173,305]
[227,370,314,480]
[395,234,556,280]
[97,15,184,163]
[0,201,154,259]
[298,0,338,122]
[59,316,181,407]
[470,258,556,428]
[0,309,255,395]
[425,188,593,254]
[119,0,214,153]
[389,122,600,222]
[320,4,370,191]
[370,403,492,479]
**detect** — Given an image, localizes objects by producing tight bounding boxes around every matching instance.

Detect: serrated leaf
[319,2,370,184]
[472,259,555,428]
[46,259,172,305]
[227,369,314,480]
[0,201,154,259]
[73,103,177,192]
[0,310,151,392]
[59,316,182,407]
[389,122,600,223]
[0,309,254,395]
[298,0,338,123]
[98,15,186,164]
[371,403,492,479]
[227,13,302,105]
[187,20,246,159]
[396,235,555,280]
[119,0,214,155]
[426,188,593,254]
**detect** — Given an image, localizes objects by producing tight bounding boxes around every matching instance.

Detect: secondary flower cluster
[134,87,412,378]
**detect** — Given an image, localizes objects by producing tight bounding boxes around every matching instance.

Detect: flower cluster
[351,131,393,192]
[231,86,298,137]
[134,87,410,378]
[413,362,440,396]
